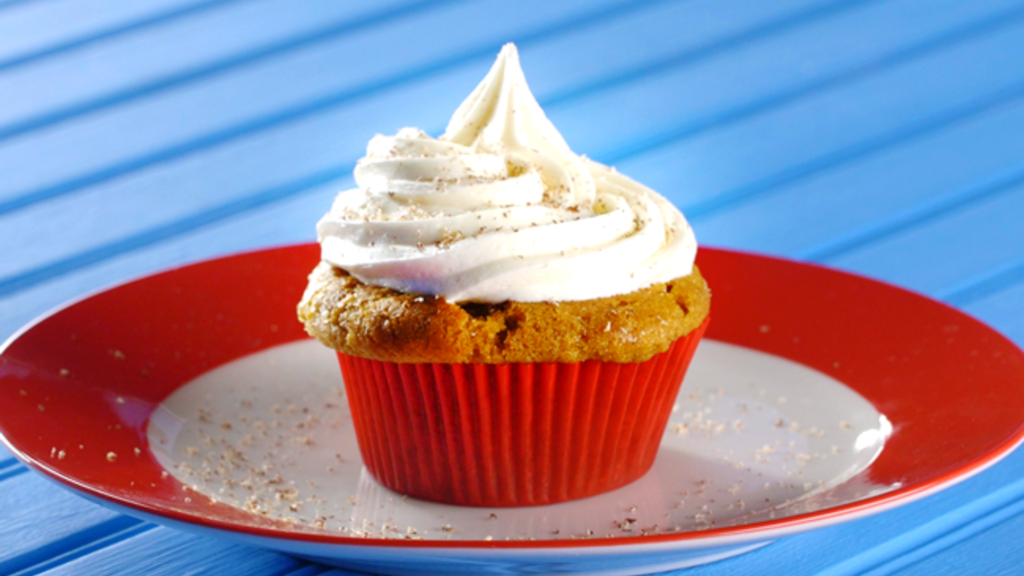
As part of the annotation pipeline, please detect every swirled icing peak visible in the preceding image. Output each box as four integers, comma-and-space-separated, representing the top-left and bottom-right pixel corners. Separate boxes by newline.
317, 43, 697, 303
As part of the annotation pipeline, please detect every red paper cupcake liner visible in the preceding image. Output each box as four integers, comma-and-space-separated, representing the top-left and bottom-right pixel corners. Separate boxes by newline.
336, 318, 709, 507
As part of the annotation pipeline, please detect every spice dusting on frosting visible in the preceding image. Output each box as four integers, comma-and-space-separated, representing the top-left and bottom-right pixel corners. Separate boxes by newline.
316, 43, 697, 303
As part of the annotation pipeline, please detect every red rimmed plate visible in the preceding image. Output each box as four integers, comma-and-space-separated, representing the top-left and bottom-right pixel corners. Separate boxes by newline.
1, 245, 1023, 575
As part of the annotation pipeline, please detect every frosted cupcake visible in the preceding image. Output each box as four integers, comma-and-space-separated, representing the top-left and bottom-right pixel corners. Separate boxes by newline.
299, 43, 709, 506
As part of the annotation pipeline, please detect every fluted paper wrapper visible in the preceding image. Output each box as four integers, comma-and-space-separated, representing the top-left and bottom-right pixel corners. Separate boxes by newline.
336, 319, 708, 507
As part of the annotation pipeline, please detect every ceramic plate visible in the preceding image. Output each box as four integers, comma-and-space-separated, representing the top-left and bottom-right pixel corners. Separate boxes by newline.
2, 245, 1023, 576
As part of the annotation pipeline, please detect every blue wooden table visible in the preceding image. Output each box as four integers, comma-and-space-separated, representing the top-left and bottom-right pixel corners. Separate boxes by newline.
2, 0, 1024, 574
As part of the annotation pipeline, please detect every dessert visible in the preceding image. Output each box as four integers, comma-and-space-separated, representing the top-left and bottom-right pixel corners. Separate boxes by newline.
298, 43, 709, 506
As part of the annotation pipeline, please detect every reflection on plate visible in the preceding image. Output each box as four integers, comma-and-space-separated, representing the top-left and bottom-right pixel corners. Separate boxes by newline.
148, 339, 890, 541
2, 245, 1023, 576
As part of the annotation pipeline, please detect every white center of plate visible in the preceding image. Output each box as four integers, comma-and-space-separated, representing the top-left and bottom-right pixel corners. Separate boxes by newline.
146, 339, 894, 541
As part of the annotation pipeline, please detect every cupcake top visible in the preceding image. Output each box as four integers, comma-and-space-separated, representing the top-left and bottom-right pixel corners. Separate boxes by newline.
317, 43, 697, 304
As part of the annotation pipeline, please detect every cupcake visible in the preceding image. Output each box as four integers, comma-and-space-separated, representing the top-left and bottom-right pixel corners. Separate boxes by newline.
298, 43, 709, 507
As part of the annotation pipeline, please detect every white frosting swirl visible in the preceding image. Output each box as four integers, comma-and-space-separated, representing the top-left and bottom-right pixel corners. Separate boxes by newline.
317, 43, 697, 303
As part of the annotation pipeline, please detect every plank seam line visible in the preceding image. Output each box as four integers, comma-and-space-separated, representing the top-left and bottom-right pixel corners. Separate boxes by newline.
812, 475, 1024, 576
6, 43, 1024, 297
0, 0, 471, 143
0, 0, 847, 217
940, 253, 1024, 307
682, 79, 1024, 221
600, 1, 1024, 166
0, 464, 28, 482
0, 456, 21, 470
861, 495, 1024, 575
6, 518, 152, 576
798, 164, 1024, 262
0, 0, 252, 73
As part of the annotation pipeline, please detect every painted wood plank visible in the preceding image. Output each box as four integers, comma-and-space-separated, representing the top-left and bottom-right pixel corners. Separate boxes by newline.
6, 522, 156, 576
0, 69, 457, 292
898, 522, 1024, 576
0, 179, 339, 340
965, 285, 1024, 346
0, 460, 21, 482
0, 472, 141, 575
507, 0, 838, 96
693, 88, 1024, 262
0, 0, 1011, 217
0, 0, 841, 282
0, 0, 214, 66
551, 0, 1024, 166
878, 493, 1024, 575
605, 11, 1024, 215
1, 0, 1017, 289
0, 0, 775, 208
946, 256, 1024, 309
664, 449, 1024, 575
825, 178, 1024, 298
0, 0, 420, 138
37, 526, 306, 576
2, 0, 999, 219
0, 0, 648, 203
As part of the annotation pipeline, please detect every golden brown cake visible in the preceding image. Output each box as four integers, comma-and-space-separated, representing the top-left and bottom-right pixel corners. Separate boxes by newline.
299, 261, 709, 364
